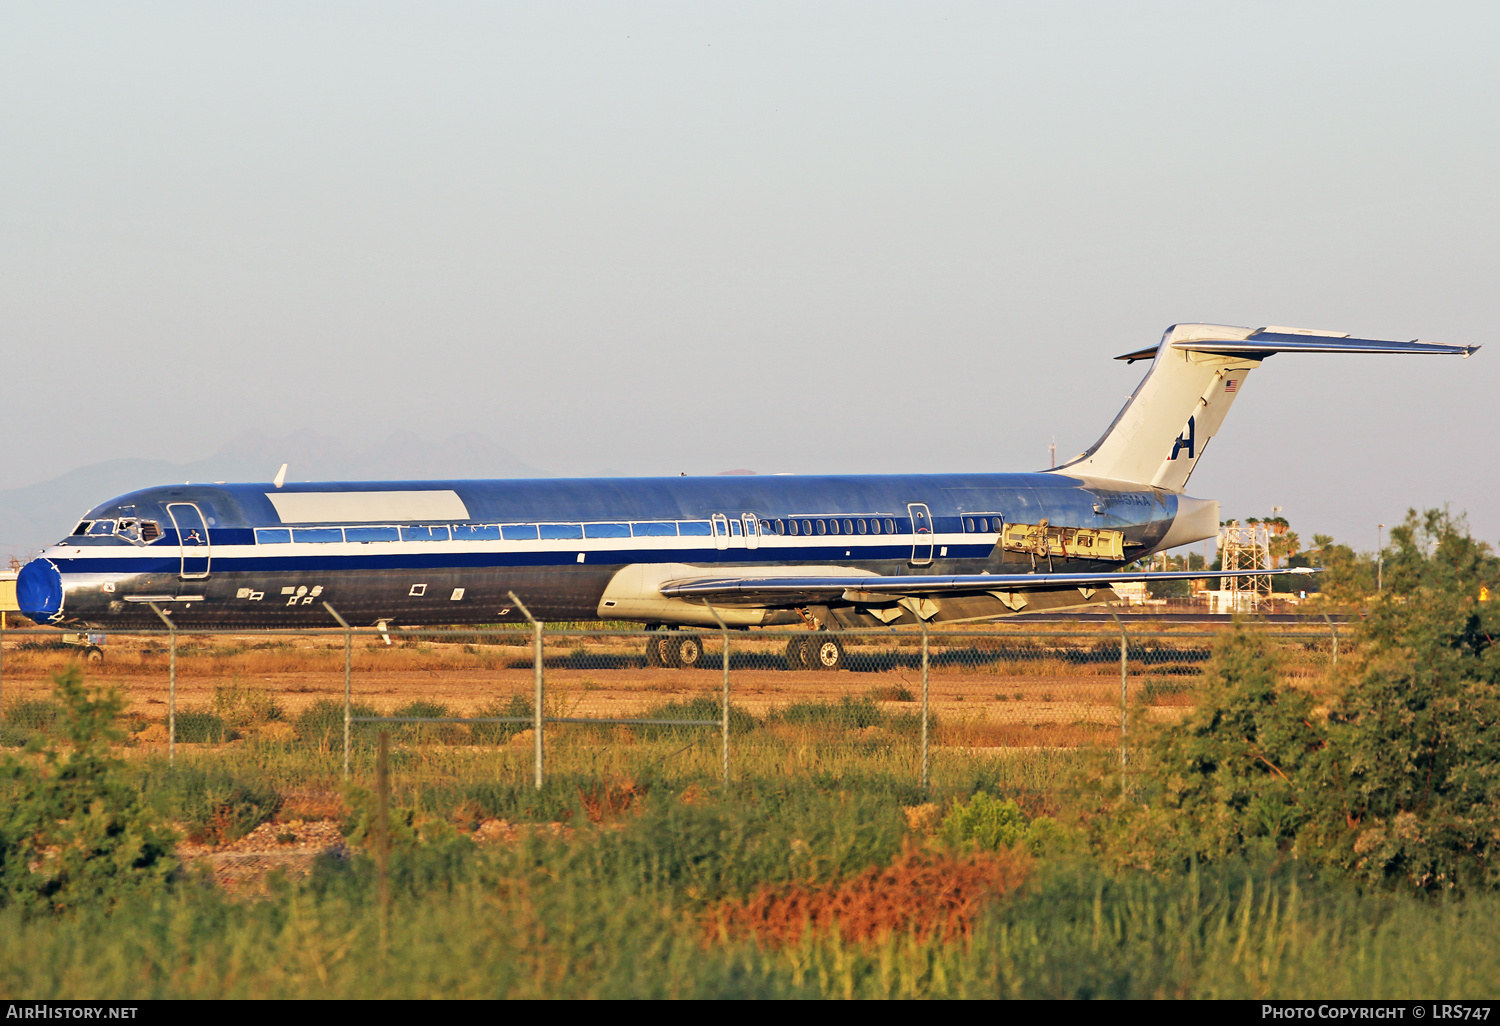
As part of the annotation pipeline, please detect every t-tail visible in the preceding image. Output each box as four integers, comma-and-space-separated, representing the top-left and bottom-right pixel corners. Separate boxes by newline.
1052, 323, 1478, 491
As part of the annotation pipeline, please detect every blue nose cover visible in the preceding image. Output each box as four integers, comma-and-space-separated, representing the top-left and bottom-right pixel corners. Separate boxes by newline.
17, 559, 64, 622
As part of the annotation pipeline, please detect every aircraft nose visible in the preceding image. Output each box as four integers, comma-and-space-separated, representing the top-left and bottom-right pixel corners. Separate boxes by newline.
16, 558, 64, 622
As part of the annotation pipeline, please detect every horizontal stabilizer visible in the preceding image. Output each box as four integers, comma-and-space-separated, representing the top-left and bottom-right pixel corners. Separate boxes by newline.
1061, 322, 1479, 491
1116, 328, 1478, 363
660, 567, 1317, 607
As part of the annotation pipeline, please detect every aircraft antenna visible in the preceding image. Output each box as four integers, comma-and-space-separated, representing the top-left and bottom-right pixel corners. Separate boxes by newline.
273, 464, 288, 489
1049, 440, 1056, 469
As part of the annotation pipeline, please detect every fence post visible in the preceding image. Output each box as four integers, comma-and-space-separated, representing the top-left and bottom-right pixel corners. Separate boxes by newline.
1109, 610, 1128, 800
920, 618, 930, 792
702, 602, 731, 787
508, 592, 544, 790
148, 603, 177, 765
323, 603, 353, 779
376, 730, 391, 958
1, 613, 5, 729
1322, 613, 1339, 670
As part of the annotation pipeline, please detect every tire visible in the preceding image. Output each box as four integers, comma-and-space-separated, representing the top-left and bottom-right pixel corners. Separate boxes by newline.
676, 634, 705, 669
785, 638, 808, 670
83, 645, 104, 665
659, 634, 683, 668
808, 635, 845, 671
644, 633, 665, 667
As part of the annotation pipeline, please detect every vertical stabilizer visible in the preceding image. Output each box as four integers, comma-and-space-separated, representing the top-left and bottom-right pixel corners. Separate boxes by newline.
1052, 323, 1477, 491
1055, 324, 1260, 490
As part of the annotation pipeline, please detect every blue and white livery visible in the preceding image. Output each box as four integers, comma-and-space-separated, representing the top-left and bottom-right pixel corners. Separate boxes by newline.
17, 323, 1475, 661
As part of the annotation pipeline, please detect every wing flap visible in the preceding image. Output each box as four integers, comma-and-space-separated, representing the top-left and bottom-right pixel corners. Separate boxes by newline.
659, 568, 1318, 606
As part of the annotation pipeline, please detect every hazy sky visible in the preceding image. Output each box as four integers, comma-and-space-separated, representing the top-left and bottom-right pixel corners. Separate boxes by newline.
4, 2, 1497, 550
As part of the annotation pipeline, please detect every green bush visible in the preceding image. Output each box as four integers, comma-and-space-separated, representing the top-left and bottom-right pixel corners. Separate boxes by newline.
635, 696, 756, 739
939, 791, 1037, 851
1, 700, 64, 747
173, 710, 235, 743
1320, 509, 1500, 890
1089, 509, 1500, 892
0, 668, 177, 915
771, 696, 883, 730
294, 699, 382, 747
138, 764, 281, 845
470, 695, 533, 744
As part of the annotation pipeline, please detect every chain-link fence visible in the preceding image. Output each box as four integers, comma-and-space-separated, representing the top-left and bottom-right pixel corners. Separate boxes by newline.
0, 612, 1346, 795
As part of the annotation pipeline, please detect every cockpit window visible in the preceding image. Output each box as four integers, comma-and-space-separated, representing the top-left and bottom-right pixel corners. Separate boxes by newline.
86, 520, 116, 537
72, 521, 92, 536
116, 519, 162, 543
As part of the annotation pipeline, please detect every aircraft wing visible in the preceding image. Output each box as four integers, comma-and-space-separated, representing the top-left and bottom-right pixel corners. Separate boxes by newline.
659, 568, 1318, 607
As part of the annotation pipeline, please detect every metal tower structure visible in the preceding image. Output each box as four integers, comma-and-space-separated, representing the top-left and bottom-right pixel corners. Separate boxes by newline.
1216, 521, 1273, 610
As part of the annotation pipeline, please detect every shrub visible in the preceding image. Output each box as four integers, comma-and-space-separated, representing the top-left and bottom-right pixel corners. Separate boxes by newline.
1321, 509, 1500, 890
0, 668, 177, 914
940, 792, 1029, 851
772, 696, 883, 730
173, 710, 235, 744
211, 682, 283, 730
294, 699, 382, 747
470, 695, 533, 744
140, 765, 282, 845
635, 697, 756, 739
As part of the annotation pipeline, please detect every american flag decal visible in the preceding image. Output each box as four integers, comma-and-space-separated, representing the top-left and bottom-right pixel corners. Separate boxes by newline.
1225, 379, 1239, 393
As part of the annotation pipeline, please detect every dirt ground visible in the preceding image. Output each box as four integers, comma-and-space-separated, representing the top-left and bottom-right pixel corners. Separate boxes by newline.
2, 631, 1198, 736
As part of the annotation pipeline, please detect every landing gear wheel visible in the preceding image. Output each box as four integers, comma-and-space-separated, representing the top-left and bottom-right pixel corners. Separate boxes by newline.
808, 635, 845, 671
644, 632, 666, 667
785, 638, 808, 670
676, 634, 705, 669
659, 635, 684, 668
83, 645, 104, 665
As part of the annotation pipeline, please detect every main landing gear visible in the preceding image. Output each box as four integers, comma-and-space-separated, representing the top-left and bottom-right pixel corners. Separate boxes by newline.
643, 629, 706, 670
785, 634, 846, 671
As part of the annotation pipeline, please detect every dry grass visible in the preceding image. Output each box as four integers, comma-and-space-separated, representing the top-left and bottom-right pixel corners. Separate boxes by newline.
704, 842, 1031, 948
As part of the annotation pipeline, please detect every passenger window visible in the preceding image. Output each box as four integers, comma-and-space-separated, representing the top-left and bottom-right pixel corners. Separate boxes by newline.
775, 519, 786, 535
401, 525, 451, 542
632, 522, 678, 537
801, 520, 812, 535
584, 523, 630, 538
857, 519, 867, 534
255, 528, 291, 544
816, 520, 827, 535
788, 520, 799, 536
964, 518, 974, 532
294, 528, 344, 543
979, 518, 989, 533
885, 518, 897, 534
346, 526, 400, 543
869, 519, 881, 535
679, 521, 712, 537
729, 520, 742, 537
843, 519, 853, 534
451, 525, 501, 541
537, 523, 584, 540
502, 524, 539, 541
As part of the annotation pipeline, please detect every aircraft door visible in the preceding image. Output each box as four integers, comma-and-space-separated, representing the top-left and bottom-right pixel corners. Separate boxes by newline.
711, 514, 730, 551
742, 514, 760, 550
907, 503, 934, 566
167, 503, 211, 579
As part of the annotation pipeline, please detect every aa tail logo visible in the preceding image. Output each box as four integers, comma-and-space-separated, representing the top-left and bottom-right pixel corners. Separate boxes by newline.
1169, 416, 1196, 461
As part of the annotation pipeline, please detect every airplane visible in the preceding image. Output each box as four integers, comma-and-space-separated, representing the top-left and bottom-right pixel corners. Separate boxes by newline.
15, 322, 1477, 669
